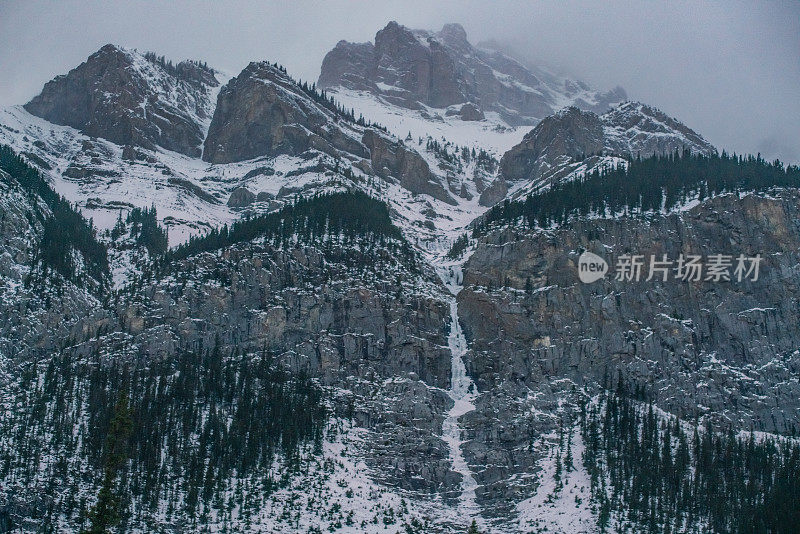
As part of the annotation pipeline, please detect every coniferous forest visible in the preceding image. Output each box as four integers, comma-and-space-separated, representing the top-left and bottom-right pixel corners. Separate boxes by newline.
167, 190, 413, 265
0, 342, 327, 532
478, 150, 800, 233
579, 388, 800, 533
0, 144, 109, 288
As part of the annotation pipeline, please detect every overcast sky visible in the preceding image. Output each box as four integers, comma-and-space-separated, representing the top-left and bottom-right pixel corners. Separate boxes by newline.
1, 0, 797, 163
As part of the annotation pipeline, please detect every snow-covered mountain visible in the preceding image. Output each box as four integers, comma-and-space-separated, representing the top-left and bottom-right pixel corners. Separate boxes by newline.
0, 34, 716, 250
0, 46, 487, 247
2, 25, 799, 534
488, 102, 717, 204
319, 22, 626, 127
25, 44, 220, 157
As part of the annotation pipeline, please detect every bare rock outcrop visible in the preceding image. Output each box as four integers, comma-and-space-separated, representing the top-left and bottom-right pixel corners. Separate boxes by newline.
362, 129, 456, 204
24, 44, 219, 157
226, 186, 255, 207
203, 62, 367, 164
319, 22, 626, 125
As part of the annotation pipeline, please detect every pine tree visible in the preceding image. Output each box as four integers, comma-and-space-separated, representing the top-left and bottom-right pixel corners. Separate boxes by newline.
84, 391, 133, 533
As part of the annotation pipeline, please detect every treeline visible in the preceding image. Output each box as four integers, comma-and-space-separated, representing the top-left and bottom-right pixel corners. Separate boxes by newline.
580, 388, 800, 533
167, 191, 409, 263
295, 79, 388, 132
143, 51, 212, 77
0, 342, 327, 531
0, 145, 108, 288
478, 150, 800, 233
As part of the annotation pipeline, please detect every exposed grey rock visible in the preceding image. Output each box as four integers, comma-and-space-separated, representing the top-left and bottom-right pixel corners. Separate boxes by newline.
478, 177, 508, 207
0, 170, 110, 364
452, 191, 800, 512
167, 176, 219, 204
319, 22, 626, 125
203, 62, 368, 163
463, 190, 800, 431
106, 241, 458, 495
457, 102, 485, 121
226, 186, 255, 207
24, 44, 219, 157
318, 40, 378, 92
243, 166, 275, 179
362, 128, 456, 205
121, 144, 157, 163
486, 101, 718, 206
4, 31, 797, 532
499, 107, 605, 184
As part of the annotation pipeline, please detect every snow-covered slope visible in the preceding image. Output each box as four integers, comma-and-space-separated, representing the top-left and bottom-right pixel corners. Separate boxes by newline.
326, 86, 527, 156
0, 46, 494, 250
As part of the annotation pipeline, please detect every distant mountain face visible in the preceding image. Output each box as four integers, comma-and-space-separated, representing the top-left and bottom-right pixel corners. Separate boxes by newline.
8, 35, 721, 236
319, 21, 627, 125
3, 37, 722, 250
24, 44, 220, 157
3, 44, 474, 245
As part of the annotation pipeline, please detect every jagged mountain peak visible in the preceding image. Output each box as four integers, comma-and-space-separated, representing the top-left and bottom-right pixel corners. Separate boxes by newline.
201, 58, 459, 203
24, 44, 221, 157
202, 59, 370, 164
601, 100, 717, 157
319, 21, 626, 127
439, 22, 468, 42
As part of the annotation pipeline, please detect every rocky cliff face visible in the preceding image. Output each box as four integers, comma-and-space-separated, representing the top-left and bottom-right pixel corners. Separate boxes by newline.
489, 101, 717, 205
498, 107, 605, 185
456, 190, 800, 510
24, 45, 219, 157
116, 241, 459, 493
201, 61, 461, 203
361, 129, 455, 204
203, 62, 367, 163
0, 169, 110, 364
319, 22, 626, 125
